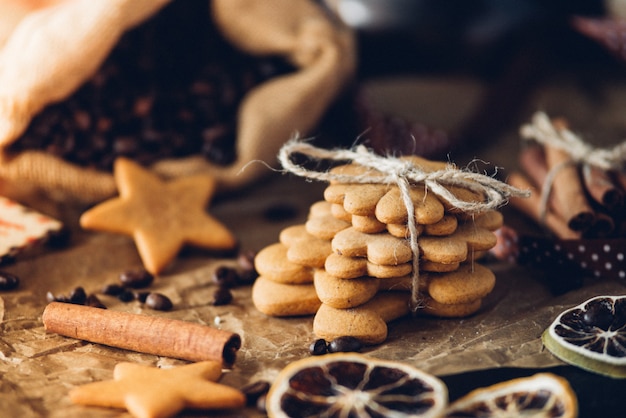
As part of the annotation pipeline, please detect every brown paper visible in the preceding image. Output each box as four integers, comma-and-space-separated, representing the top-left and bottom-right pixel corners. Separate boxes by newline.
1, 172, 623, 417
0, 0, 355, 202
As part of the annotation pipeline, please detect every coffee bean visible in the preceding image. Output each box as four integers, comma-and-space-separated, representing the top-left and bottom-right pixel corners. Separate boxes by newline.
0, 271, 19, 291
144, 292, 173, 311
102, 283, 125, 296
309, 338, 329, 356
47, 292, 69, 303
236, 250, 258, 285
117, 289, 136, 302
212, 266, 239, 288
134, 291, 150, 303
327, 336, 363, 353
69, 287, 87, 304
86, 294, 107, 309
241, 380, 270, 406
212, 287, 233, 306
119, 269, 154, 289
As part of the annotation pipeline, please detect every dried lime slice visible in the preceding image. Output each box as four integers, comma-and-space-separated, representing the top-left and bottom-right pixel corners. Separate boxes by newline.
443, 373, 578, 418
542, 295, 626, 378
266, 352, 448, 418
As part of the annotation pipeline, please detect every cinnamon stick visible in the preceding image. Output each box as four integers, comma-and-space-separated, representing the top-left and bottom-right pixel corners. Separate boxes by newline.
508, 172, 581, 240
542, 142, 595, 232
42, 302, 241, 366
582, 164, 624, 213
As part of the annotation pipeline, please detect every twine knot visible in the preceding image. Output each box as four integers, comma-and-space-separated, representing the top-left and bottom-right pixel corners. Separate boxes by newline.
278, 139, 529, 312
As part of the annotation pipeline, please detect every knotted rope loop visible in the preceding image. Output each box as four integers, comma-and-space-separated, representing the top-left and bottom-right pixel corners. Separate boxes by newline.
278, 139, 529, 312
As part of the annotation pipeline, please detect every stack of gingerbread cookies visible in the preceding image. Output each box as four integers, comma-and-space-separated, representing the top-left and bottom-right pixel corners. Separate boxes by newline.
252, 156, 503, 344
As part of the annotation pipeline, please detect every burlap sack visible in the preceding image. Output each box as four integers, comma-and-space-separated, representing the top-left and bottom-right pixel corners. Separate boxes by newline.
0, 0, 355, 203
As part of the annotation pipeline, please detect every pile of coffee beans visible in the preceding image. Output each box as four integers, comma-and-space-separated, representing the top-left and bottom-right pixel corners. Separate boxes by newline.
8, 1, 292, 171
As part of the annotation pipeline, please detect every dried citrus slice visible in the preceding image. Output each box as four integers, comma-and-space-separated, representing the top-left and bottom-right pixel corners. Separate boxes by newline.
542, 295, 626, 378
266, 352, 447, 418
443, 373, 577, 418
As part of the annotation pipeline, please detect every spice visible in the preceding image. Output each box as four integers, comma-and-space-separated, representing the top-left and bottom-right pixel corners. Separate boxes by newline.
43, 302, 241, 365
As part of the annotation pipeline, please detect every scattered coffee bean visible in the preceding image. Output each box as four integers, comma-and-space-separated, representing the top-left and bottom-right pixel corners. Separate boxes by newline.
241, 380, 270, 406
327, 336, 363, 353
212, 286, 233, 306
46, 291, 69, 303
134, 291, 150, 303
144, 292, 173, 311
119, 268, 154, 288
86, 294, 107, 309
69, 287, 87, 305
102, 283, 125, 296
212, 266, 239, 288
236, 250, 259, 285
117, 289, 136, 302
309, 338, 329, 356
0, 271, 19, 291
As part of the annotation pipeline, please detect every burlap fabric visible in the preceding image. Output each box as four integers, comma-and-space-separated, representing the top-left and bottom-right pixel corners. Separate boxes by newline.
0, 0, 355, 202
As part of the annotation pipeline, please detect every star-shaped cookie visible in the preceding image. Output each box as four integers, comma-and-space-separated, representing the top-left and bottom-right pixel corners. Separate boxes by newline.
69, 361, 245, 418
80, 158, 237, 274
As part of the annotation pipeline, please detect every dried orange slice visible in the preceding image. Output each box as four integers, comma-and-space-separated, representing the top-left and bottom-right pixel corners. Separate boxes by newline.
266, 352, 447, 418
542, 295, 626, 378
443, 373, 577, 418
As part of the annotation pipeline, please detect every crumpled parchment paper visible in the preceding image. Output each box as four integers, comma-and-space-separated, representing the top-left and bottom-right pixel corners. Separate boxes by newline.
1, 170, 624, 418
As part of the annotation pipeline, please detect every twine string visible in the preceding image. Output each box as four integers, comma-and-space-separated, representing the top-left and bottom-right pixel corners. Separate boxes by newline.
520, 111, 626, 223
278, 139, 529, 312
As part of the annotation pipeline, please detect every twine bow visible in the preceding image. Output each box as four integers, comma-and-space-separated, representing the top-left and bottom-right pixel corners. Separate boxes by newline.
520, 111, 626, 222
278, 139, 530, 312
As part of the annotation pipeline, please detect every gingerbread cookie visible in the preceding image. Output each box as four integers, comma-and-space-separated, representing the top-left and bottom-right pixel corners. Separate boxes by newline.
324, 183, 390, 216
418, 221, 497, 264
313, 269, 380, 309
325, 253, 413, 279
279, 224, 332, 269
79, 158, 236, 274
254, 242, 314, 284
252, 276, 321, 316
305, 201, 350, 240
69, 361, 245, 418
426, 263, 495, 305
375, 186, 446, 226
420, 296, 483, 318
385, 215, 457, 239
313, 291, 411, 345
332, 227, 413, 265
